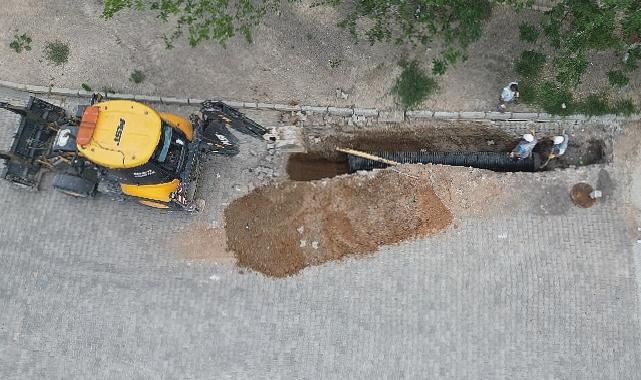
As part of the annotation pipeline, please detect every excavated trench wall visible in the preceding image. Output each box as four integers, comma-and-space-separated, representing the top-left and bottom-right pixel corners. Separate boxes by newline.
286, 118, 615, 180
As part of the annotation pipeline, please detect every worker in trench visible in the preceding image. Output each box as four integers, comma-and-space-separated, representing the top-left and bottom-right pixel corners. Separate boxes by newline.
549, 134, 569, 159
510, 133, 537, 160
539, 133, 569, 168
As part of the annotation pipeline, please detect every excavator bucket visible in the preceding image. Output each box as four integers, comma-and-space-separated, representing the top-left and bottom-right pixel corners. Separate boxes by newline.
198, 101, 272, 157
0, 97, 68, 187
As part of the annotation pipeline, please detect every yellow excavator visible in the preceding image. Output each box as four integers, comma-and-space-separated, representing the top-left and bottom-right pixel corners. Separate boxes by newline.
0, 95, 271, 210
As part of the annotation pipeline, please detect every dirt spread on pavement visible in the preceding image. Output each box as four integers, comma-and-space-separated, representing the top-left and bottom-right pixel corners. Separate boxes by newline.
173, 225, 236, 264
224, 169, 453, 277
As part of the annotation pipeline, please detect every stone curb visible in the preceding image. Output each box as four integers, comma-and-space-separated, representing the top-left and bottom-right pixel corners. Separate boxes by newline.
2, 81, 640, 123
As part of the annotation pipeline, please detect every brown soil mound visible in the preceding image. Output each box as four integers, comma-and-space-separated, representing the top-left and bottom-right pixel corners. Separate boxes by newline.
224, 169, 453, 277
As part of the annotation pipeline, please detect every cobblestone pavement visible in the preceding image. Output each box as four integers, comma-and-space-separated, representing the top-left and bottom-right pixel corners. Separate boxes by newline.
1, 90, 640, 379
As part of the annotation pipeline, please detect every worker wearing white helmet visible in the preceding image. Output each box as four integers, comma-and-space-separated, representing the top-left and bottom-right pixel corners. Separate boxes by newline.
550, 134, 569, 158
510, 133, 537, 160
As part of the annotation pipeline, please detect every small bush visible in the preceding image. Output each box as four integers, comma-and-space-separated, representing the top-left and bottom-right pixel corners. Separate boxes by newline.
81, 83, 92, 92
44, 41, 70, 65
129, 70, 145, 84
9, 33, 32, 53
538, 81, 574, 115
612, 99, 637, 116
432, 59, 447, 75
607, 70, 629, 87
577, 94, 611, 116
515, 50, 546, 78
519, 23, 539, 43
392, 60, 438, 110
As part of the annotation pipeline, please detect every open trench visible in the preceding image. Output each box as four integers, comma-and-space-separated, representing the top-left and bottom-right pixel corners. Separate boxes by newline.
224, 122, 612, 277
287, 125, 608, 181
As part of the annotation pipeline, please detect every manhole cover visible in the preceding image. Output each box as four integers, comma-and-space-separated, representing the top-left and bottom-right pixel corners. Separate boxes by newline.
570, 182, 596, 208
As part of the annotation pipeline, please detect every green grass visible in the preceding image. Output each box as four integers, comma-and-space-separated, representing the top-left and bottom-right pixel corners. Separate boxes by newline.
576, 94, 611, 116
515, 50, 546, 78
537, 81, 574, 115
392, 60, 438, 110
519, 23, 539, 43
607, 70, 629, 87
517, 80, 538, 104
129, 70, 145, 84
44, 41, 70, 65
611, 99, 637, 116
9, 33, 32, 53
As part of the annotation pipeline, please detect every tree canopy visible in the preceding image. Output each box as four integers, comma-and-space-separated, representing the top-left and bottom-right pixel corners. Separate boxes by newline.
102, 0, 279, 47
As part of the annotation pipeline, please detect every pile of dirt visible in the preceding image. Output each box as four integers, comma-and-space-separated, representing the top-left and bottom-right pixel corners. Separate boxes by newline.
224, 169, 453, 277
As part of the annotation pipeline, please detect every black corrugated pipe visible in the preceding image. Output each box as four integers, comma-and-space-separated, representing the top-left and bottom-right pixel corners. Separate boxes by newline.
347, 151, 541, 172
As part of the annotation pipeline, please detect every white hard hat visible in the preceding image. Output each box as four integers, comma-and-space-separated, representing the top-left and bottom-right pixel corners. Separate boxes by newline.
553, 135, 564, 144
523, 133, 534, 142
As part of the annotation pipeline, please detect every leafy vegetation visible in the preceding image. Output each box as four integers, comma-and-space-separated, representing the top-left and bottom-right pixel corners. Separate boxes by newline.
129, 69, 146, 83
103, 0, 276, 47
391, 60, 438, 110
9, 33, 32, 53
515, 50, 546, 78
81, 83, 92, 92
607, 70, 630, 87
44, 41, 70, 65
513, 1, 641, 115
518, 22, 539, 43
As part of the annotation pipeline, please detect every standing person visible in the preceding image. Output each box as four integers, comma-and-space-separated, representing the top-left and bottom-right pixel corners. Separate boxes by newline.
497, 82, 519, 112
510, 133, 537, 160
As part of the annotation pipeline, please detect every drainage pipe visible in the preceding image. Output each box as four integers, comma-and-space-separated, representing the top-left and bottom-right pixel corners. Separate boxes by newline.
347, 151, 541, 172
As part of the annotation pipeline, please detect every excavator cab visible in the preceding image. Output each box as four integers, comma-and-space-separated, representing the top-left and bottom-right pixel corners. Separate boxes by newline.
0, 96, 271, 210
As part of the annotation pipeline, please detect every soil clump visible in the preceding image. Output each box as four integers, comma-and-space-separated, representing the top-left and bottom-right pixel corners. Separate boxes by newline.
224, 169, 453, 277
571, 182, 597, 208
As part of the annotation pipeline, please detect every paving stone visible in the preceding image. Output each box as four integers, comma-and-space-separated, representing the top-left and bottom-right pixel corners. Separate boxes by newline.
486, 111, 512, 120
188, 98, 206, 105
327, 107, 353, 116
0, 80, 27, 90
111, 93, 136, 100
77, 89, 94, 98
433, 111, 459, 119
25, 84, 50, 94
301, 105, 328, 114
378, 110, 404, 122
406, 110, 433, 118
271, 103, 302, 112
222, 100, 244, 108
352, 108, 378, 117
510, 112, 539, 120
161, 96, 189, 105
134, 94, 162, 103
49, 87, 79, 97
256, 102, 275, 110
458, 111, 486, 119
